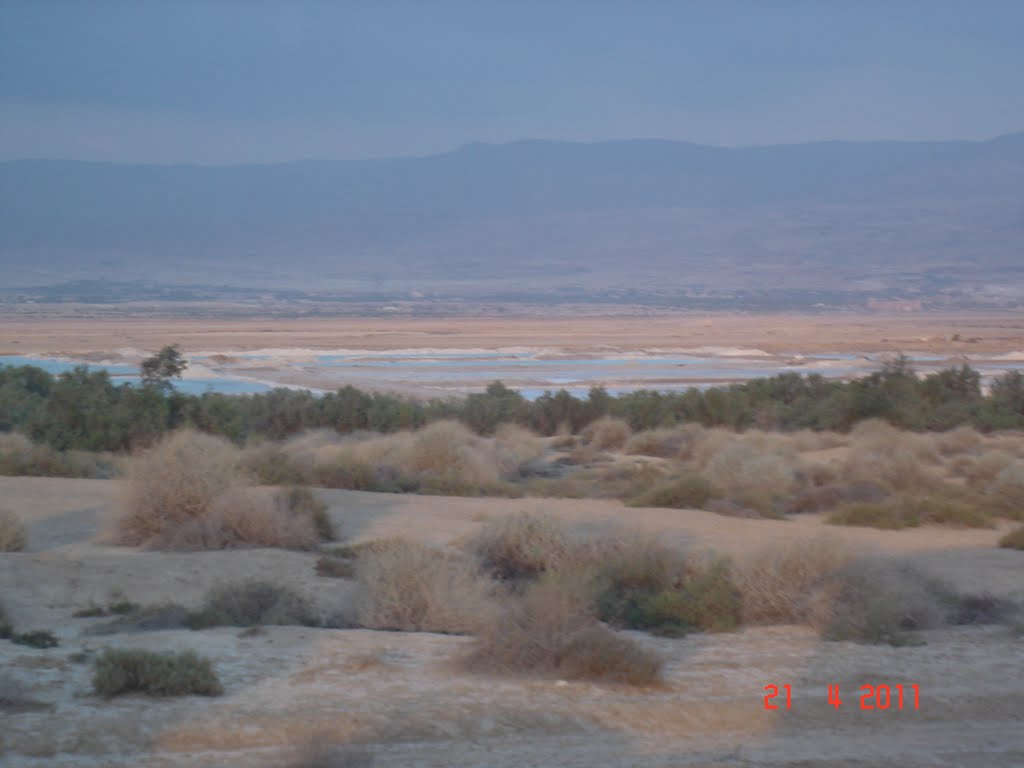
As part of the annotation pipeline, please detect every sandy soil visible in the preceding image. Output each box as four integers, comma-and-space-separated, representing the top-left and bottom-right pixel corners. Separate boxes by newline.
1, 476, 1022, 767
2, 310, 1024, 357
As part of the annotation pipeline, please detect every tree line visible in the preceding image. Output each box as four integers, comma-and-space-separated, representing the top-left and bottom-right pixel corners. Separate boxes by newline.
1, 355, 1024, 452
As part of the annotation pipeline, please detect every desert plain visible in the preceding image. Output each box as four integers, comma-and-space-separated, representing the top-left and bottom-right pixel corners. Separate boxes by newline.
0, 474, 1022, 767
1, 309, 1023, 767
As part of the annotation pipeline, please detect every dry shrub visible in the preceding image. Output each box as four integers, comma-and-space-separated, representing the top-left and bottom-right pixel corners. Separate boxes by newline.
114, 430, 317, 550
735, 539, 853, 624
402, 420, 501, 484
988, 433, 1024, 459
841, 435, 943, 493
555, 625, 663, 685
704, 443, 798, 507
240, 441, 309, 486
783, 482, 888, 514
0, 432, 115, 479
355, 539, 493, 634
580, 416, 633, 451
739, 430, 798, 455
999, 526, 1024, 550
937, 426, 984, 457
685, 427, 735, 467
0, 508, 27, 551
493, 423, 546, 466
624, 428, 687, 458
528, 461, 667, 500
956, 449, 1015, 488
790, 429, 847, 452
465, 564, 662, 685
988, 462, 1024, 520
281, 486, 334, 541
807, 557, 955, 645
467, 511, 570, 581
849, 419, 942, 465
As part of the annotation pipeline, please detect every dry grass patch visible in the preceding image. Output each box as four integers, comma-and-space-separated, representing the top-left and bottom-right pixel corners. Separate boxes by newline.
355, 539, 494, 634
113, 430, 318, 550
0, 508, 27, 551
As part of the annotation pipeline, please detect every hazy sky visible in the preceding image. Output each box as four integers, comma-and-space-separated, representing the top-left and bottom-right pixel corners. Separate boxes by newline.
2, 1, 1023, 163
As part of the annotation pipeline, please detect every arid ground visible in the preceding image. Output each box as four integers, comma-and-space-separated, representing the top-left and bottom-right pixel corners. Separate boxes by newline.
3, 310, 1024, 358
1, 475, 1022, 767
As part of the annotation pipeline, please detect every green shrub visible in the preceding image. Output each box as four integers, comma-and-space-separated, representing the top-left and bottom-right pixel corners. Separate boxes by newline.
999, 526, 1024, 550
591, 540, 741, 635
602, 557, 741, 636
92, 648, 223, 698
829, 492, 993, 529
0, 508, 27, 551
10, 630, 58, 649
187, 581, 319, 629
627, 473, 713, 509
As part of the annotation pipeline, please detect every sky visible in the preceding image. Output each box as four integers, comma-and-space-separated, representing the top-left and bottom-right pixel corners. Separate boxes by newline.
1, 0, 1023, 164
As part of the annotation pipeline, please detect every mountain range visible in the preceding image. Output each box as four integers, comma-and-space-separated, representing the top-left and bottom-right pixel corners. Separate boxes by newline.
2, 134, 1022, 309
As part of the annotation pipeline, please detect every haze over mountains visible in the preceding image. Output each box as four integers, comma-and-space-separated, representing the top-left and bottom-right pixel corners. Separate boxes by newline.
2, 134, 1022, 310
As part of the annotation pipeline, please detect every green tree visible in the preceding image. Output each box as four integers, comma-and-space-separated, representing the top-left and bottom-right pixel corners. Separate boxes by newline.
140, 345, 188, 391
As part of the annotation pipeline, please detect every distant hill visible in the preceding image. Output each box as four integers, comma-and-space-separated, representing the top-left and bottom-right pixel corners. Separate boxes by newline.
1, 135, 1022, 309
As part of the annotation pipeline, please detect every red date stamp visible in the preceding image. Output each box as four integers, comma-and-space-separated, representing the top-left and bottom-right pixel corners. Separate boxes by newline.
764, 684, 919, 710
